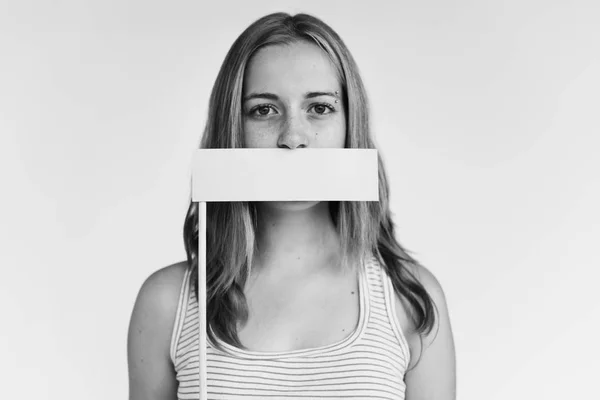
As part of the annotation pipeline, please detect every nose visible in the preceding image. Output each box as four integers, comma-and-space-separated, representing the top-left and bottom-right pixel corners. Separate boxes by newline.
277, 112, 308, 149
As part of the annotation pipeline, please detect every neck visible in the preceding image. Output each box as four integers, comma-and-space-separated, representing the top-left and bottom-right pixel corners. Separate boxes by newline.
252, 201, 342, 275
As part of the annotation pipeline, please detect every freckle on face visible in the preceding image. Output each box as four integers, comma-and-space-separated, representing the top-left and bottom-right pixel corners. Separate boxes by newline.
241, 41, 346, 149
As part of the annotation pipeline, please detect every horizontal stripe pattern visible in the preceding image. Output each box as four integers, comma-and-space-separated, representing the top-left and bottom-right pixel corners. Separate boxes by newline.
170, 255, 409, 399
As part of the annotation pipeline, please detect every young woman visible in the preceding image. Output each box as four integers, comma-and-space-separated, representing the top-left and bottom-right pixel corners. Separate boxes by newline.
128, 12, 456, 400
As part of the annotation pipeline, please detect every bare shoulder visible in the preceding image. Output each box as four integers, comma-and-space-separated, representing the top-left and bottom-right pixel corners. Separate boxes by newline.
392, 262, 456, 399
131, 261, 188, 319
127, 261, 189, 400
392, 262, 452, 359
129, 260, 189, 341
139, 261, 189, 302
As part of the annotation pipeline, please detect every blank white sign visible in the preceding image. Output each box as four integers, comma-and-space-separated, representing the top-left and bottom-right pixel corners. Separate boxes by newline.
192, 149, 379, 202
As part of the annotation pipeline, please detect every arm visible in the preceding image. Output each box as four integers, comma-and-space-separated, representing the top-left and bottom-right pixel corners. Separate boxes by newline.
403, 264, 456, 400
127, 263, 186, 400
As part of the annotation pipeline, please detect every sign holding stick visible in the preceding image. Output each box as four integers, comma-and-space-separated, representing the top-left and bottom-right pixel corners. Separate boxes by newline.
191, 148, 379, 399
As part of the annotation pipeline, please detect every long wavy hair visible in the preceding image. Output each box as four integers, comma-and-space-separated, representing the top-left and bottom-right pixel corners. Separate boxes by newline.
183, 12, 436, 358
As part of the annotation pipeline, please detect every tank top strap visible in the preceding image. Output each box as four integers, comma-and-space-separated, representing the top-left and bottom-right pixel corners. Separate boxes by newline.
361, 254, 411, 371
170, 265, 193, 364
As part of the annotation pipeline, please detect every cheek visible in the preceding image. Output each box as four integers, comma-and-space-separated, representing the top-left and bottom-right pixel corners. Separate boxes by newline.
338, 115, 348, 146
316, 119, 346, 147
243, 123, 278, 148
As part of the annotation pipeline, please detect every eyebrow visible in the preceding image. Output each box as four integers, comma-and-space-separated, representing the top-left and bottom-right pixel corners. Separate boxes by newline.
243, 91, 338, 102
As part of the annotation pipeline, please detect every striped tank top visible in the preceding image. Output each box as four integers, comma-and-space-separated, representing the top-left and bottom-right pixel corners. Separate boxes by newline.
170, 254, 411, 399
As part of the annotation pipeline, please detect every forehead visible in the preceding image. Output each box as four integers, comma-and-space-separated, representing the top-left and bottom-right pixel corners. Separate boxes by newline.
244, 41, 340, 93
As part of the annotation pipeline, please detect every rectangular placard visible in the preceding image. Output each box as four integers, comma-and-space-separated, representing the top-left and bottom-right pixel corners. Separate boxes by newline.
192, 148, 379, 202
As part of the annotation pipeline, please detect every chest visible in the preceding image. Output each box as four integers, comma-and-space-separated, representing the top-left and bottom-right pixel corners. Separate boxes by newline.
237, 269, 361, 352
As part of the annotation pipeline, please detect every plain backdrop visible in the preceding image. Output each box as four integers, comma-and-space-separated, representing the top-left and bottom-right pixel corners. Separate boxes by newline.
1, 0, 599, 399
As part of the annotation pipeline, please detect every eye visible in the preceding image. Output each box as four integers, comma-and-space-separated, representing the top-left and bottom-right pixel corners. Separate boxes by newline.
309, 103, 335, 115
249, 104, 278, 118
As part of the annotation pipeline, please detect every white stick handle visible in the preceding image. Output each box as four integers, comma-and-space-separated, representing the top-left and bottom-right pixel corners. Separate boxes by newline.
198, 201, 207, 400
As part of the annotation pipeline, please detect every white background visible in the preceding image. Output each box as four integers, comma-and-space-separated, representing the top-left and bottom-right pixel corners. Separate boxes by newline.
1, 0, 599, 399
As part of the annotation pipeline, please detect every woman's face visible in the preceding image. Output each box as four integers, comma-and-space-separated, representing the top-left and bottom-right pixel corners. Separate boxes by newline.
242, 41, 346, 150
241, 41, 347, 212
